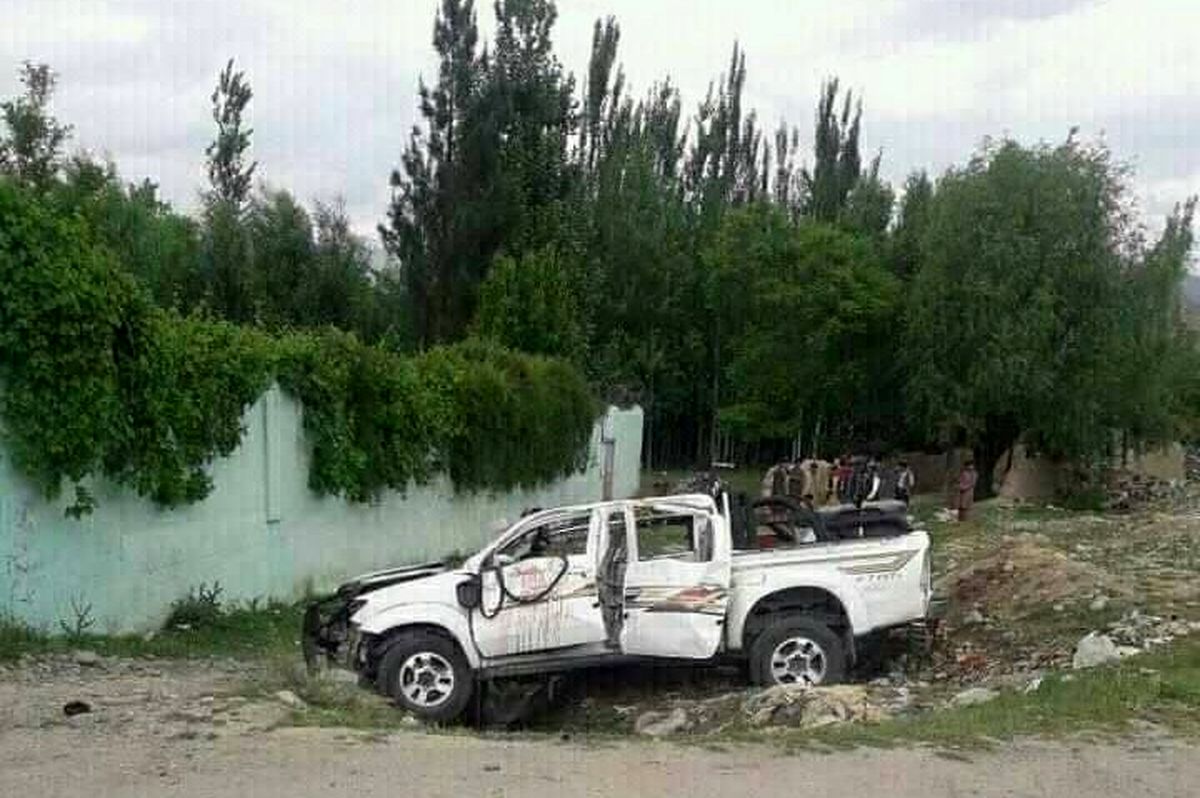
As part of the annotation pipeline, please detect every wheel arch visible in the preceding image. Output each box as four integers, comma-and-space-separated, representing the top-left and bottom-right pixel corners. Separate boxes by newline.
357, 603, 479, 669
736, 584, 863, 661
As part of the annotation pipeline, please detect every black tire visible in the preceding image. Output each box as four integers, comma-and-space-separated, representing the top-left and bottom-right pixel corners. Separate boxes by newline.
747, 616, 846, 687
375, 631, 474, 723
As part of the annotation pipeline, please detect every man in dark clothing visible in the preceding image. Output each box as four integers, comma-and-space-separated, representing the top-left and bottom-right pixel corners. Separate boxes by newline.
895, 460, 915, 505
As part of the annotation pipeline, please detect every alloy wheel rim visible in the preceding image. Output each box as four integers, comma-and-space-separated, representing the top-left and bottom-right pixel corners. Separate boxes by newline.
398, 651, 455, 708
769, 635, 827, 686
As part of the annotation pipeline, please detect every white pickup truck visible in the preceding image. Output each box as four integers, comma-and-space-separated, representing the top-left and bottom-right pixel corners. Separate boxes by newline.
304, 492, 937, 722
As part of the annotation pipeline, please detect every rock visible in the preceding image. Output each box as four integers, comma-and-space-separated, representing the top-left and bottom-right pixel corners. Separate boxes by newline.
323, 668, 360, 686
1053, 603, 1066, 613
274, 690, 307, 709
950, 687, 998, 708
63, 700, 92, 716
1089, 595, 1110, 612
1022, 676, 1044, 694
743, 685, 883, 729
1073, 632, 1121, 669
963, 609, 985, 626
634, 707, 691, 737
73, 650, 101, 667
1002, 560, 1015, 573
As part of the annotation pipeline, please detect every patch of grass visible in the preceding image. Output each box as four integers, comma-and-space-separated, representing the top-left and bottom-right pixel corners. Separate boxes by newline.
0, 614, 54, 661
638, 467, 764, 499
0, 602, 304, 662
755, 640, 1200, 750
241, 656, 417, 731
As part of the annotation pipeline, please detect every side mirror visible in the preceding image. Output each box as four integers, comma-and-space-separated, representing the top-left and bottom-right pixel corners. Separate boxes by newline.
456, 574, 482, 610
494, 552, 515, 568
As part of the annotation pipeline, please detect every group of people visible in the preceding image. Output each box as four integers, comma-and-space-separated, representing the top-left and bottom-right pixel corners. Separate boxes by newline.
830, 455, 916, 506
764, 454, 980, 520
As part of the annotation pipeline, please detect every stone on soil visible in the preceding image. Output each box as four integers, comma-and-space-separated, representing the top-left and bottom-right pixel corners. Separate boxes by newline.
1072, 632, 1121, 669
743, 685, 883, 729
634, 707, 691, 737
274, 690, 307, 709
950, 687, 998, 707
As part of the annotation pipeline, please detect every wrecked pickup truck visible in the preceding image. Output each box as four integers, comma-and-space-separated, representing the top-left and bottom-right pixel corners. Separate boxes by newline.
304, 493, 936, 722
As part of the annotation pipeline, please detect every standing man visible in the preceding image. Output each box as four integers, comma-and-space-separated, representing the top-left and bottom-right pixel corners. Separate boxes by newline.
895, 459, 915, 505
956, 460, 978, 522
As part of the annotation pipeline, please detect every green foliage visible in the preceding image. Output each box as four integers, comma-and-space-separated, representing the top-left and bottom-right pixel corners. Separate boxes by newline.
0, 179, 598, 513
476, 246, 586, 360
277, 328, 445, 501
0, 62, 71, 189
164, 582, 225, 630
205, 59, 256, 210
0, 180, 277, 510
52, 158, 207, 311
416, 339, 598, 491
277, 332, 597, 500
709, 204, 901, 445
905, 136, 1197, 482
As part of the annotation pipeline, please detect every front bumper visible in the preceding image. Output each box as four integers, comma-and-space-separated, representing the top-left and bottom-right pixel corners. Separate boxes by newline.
302, 595, 364, 672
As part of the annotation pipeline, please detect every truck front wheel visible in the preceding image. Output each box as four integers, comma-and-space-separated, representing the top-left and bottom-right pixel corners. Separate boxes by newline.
376, 631, 474, 723
748, 617, 846, 688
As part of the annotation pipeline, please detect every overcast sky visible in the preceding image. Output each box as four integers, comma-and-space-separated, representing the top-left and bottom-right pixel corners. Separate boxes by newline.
4, 0, 1197, 245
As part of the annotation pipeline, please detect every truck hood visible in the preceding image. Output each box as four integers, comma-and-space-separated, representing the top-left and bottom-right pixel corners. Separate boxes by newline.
349, 568, 471, 623
336, 561, 450, 600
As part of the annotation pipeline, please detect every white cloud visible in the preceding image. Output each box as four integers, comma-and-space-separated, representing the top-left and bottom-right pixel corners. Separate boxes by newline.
1, 0, 1195, 240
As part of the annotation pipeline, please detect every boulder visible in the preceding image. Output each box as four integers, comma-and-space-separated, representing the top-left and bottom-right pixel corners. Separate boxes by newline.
1072, 632, 1121, 669
634, 707, 691, 737
743, 685, 883, 729
73, 650, 101, 667
273, 689, 307, 709
950, 687, 998, 707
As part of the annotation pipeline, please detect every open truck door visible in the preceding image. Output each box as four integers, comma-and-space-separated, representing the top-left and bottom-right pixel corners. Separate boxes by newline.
611, 497, 732, 659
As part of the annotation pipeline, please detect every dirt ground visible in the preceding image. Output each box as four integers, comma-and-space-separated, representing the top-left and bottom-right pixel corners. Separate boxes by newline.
1, 654, 1198, 798
4, 493, 1200, 796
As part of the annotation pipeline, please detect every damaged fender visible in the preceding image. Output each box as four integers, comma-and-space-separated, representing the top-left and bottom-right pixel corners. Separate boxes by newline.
356, 602, 482, 669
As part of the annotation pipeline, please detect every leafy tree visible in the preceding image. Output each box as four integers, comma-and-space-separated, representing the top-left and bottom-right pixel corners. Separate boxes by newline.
905, 136, 1134, 486
889, 170, 932, 279
842, 152, 894, 240
0, 62, 72, 190
246, 187, 317, 326
382, 0, 580, 346
205, 59, 256, 210
381, 0, 482, 347
476, 246, 585, 361
52, 156, 206, 309
307, 199, 379, 335
202, 59, 257, 322
801, 78, 861, 223
709, 204, 900, 452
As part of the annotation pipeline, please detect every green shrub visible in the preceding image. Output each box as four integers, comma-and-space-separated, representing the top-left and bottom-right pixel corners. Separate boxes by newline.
163, 582, 225, 630
0, 180, 600, 514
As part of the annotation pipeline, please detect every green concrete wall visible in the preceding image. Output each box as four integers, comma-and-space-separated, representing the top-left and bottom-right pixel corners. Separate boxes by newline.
0, 387, 643, 633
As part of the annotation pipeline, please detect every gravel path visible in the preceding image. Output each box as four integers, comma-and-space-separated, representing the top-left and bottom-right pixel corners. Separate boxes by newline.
1, 655, 1197, 797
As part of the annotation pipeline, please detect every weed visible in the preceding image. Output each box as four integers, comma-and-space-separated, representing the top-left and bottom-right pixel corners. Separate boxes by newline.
164, 582, 224, 631
57, 596, 97, 641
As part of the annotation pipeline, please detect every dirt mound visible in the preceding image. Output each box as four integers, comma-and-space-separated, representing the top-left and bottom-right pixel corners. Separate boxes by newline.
939, 534, 1127, 618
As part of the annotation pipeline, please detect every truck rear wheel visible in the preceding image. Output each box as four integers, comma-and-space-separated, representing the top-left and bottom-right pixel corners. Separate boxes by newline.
376, 631, 473, 723
748, 616, 846, 687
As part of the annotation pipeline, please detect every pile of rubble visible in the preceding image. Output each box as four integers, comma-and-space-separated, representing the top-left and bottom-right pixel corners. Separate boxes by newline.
1186, 446, 1200, 482
630, 682, 917, 737
1072, 610, 1200, 669
939, 533, 1127, 621
1105, 471, 1181, 513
